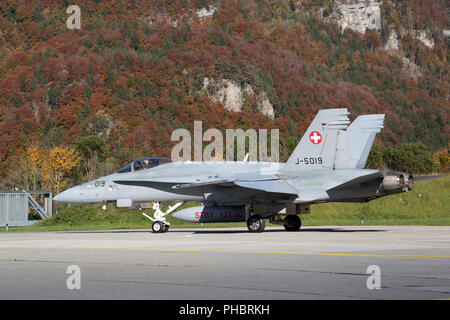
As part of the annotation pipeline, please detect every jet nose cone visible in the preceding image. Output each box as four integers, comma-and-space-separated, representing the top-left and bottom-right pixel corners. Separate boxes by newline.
54, 187, 77, 203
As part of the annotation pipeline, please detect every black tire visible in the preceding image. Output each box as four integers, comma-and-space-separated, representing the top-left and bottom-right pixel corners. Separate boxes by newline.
152, 221, 165, 233
284, 215, 301, 231
163, 224, 169, 233
247, 215, 266, 233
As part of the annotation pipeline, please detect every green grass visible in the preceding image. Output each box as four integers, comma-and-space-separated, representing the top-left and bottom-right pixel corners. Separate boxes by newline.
5, 201, 247, 232
305, 175, 450, 226
3, 176, 449, 232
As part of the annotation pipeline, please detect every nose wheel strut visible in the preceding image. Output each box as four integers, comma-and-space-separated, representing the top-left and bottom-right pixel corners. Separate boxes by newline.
142, 202, 184, 233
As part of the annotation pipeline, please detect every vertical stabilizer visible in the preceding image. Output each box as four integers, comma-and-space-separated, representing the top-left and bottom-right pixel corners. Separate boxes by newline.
346, 114, 385, 169
282, 109, 350, 173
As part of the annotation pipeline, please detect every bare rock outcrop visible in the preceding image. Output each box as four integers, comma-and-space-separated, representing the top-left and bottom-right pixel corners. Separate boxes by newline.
323, 0, 382, 34
202, 78, 274, 119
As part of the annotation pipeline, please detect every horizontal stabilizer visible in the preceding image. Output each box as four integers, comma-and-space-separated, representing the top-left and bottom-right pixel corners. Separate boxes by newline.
327, 170, 383, 191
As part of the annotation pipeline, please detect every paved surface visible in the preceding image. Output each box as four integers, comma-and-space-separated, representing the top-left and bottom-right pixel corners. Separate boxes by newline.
0, 226, 449, 299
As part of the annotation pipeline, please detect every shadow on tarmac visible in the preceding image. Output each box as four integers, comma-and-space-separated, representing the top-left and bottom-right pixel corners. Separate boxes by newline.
61, 227, 387, 234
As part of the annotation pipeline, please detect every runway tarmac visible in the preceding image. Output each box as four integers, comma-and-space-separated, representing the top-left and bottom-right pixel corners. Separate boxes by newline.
0, 226, 449, 299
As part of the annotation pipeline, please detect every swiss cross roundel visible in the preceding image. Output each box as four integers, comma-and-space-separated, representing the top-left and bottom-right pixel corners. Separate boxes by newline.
309, 131, 322, 144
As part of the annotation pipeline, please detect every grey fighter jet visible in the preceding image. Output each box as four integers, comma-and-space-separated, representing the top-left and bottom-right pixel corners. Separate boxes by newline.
54, 109, 424, 233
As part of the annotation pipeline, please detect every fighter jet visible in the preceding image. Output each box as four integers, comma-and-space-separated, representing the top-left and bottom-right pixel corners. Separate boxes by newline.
55, 109, 421, 233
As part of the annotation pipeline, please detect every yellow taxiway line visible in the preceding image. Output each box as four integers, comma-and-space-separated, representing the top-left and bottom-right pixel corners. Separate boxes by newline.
0, 245, 449, 261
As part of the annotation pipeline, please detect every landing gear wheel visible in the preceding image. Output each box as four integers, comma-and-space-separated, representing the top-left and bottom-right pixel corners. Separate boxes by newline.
284, 215, 301, 231
142, 202, 184, 234
247, 215, 266, 233
152, 221, 165, 233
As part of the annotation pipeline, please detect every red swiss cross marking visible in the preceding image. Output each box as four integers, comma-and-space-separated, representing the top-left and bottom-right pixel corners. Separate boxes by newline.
309, 131, 322, 144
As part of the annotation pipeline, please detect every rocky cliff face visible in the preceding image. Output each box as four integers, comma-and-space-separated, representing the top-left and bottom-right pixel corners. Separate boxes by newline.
330, 0, 382, 34
202, 78, 275, 119
321, 0, 445, 82
384, 30, 399, 51
323, 1, 438, 49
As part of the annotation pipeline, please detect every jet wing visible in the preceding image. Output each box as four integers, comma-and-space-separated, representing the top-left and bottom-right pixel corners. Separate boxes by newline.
165, 176, 299, 194
173, 178, 299, 195
234, 179, 298, 195
114, 175, 299, 195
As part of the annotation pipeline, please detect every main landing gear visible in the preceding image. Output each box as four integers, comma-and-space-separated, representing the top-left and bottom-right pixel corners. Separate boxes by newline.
247, 215, 302, 232
283, 215, 302, 231
247, 215, 266, 233
141, 202, 184, 233
267, 214, 302, 232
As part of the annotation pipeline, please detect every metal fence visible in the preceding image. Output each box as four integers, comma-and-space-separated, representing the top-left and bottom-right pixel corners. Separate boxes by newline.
0, 191, 52, 227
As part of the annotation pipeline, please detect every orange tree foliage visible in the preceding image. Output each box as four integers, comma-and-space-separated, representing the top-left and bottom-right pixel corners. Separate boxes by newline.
40, 147, 81, 194
26, 146, 41, 190
434, 149, 449, 173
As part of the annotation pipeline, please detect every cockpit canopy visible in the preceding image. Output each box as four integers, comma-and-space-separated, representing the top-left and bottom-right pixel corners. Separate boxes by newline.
116, 157, 172, 173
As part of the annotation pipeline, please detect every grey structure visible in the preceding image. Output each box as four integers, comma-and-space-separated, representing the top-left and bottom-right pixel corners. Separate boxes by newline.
0, 191, 52, 227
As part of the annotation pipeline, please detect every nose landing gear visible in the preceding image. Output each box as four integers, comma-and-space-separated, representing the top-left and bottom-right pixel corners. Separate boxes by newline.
151, 220, 169, 233
141, 202, 184, 233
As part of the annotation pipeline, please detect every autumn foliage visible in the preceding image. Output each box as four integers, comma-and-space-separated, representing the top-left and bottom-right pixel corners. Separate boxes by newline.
39, 147, 81, 194
0, 0, 448, 190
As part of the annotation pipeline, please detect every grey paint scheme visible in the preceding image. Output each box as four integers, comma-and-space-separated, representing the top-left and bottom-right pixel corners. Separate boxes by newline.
54, 109, 412, 216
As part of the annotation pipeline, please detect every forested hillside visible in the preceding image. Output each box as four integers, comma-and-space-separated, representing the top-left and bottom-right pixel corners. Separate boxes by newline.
0, 0, 448, 190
